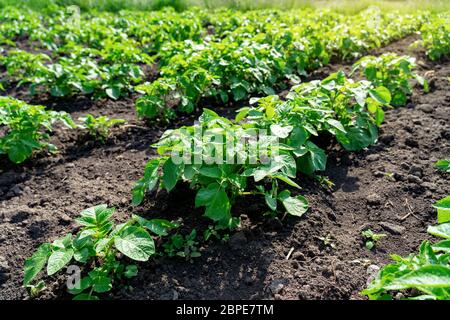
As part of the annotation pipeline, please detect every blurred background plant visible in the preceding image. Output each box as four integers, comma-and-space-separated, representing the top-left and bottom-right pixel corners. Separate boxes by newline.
1, 0, 449, 13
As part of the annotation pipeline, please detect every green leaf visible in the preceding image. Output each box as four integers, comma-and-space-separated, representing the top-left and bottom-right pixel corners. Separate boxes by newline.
433, 196, 450, 224
235, 107, 249, 122
369, 86, 391, 105
281, 195, 309, 217
73, 247, 91, 263
195, 183, 231, 222
68, 276, 92, 295
375, 106, 385, 126
132, 159, 160, 206
435, 159, 450, 172
24, 243, 52, 286
8, 138, 36, 163
124, 265, 138, 278
47, 249, 74, 276
232, 86, 246, 100
270, 124, 293, 139
199, 166, 222, 178
326, 119, 346, 133
265, 194, 277, 211
133, 215, 178, 236
272, 174, 301, 189
162, 158, 180, 192
105, 86, 120, 100
432, 240, 450, 253
114, 226, 155, 261
296, 141, 327, 175
91, 275, 112, 293
427, 223, 450, 240
383, 265, 450, 290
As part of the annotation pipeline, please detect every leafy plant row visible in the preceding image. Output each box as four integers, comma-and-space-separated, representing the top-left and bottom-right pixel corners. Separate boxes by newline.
135, 8, 429, 120
132, 53, 426, 228
0, 96, 124, 163
414, 12, 450, 61
0, 6, 436, 104
20, 52, 429, 300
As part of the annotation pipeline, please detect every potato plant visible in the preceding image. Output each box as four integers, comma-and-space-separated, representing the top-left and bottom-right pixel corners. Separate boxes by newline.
24, 205, 178, 300
416, 13, 450, 61
0, 97, 76, 163
78, 114, 126, 143
132, 71, 391, 227
351, 53, 428, 106
362, 222, 450, 300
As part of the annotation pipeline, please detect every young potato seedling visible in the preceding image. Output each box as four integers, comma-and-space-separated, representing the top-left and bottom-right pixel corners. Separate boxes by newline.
163, 229, 201, 261
362, 229, 386, 250
78, 114, 126, 142
0, 97, 76, 163
23, 204, 178, 300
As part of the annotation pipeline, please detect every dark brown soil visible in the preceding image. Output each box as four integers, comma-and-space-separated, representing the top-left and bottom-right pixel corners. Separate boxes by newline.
0, 35, 449, 300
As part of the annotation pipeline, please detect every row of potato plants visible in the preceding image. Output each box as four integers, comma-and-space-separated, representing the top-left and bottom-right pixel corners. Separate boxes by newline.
0, 6, 431, 106
414, 12, 450, 61
135, 8, 428, 119
20, 52, 430, 299
132, 52, 426, 227
0, 96, 124, 163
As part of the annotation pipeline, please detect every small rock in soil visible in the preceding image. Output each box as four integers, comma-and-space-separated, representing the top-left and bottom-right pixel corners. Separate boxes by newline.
268, 279, 287, 295
366, 265, 380, 286
379, 222, 405, 235
59, 213, 72, 225
11, 185, 22, 196
366, 194, 382, 206
408, 165, 423, 178
0, 256, 10, 285
395, 292, 405, 300
372, 170, 384, 178
292, 251, 306, 261
366, 154, 380, 162
421, 182, 437, 192
400, 162, 411, 170
244, 276, 254, 285
229, 231, 247, 250
417, 104, 433, 113
407, 174, 422, 184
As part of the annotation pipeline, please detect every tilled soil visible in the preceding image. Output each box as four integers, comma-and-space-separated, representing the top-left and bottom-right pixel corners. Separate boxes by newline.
0, 35, 449, 300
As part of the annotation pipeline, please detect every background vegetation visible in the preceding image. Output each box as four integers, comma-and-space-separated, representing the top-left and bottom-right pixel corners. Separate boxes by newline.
1, 0, 449, 13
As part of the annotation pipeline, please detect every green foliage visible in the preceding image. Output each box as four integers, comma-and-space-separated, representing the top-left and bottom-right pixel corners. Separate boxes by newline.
352, 53, 428, 106
0, 5, 433, 113
433, 196, 450, 224
78, 114, 126, 142
163, 229, 201, 261
0, 96, 75, 163
416, 13, 450, 61
132, 71, 393, 227
203, 224, 230, 242
134, 8, 427, 120
362, 222, 450, 300
361, 229, 386, 250
435, 159, 450, 173
23, 204, 178, 300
